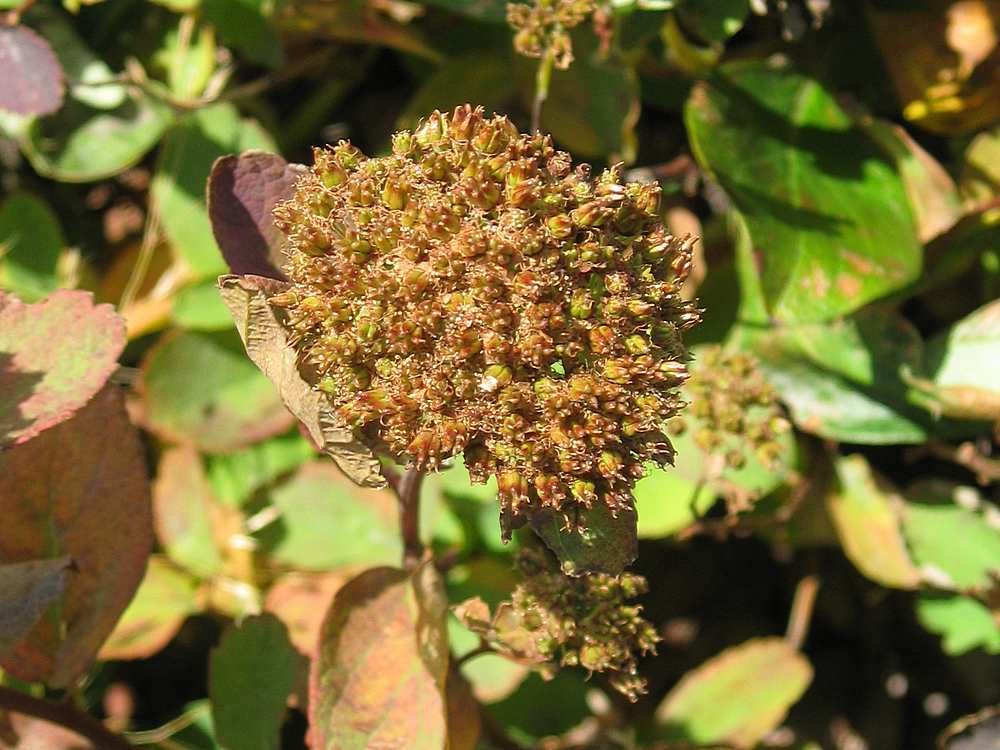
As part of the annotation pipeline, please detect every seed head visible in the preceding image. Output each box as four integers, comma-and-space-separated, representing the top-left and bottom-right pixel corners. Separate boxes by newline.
507, 0, 596, 69
273, 105, 700, 534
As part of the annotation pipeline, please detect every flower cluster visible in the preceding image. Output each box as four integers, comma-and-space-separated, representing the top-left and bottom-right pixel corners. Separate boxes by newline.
454, 546, 659, 700
271, 105, 700, 533
507, 0, 596, 69
669, 346, 789, 472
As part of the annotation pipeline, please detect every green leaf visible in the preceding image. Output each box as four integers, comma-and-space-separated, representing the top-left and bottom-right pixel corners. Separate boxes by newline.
140, 328, 293, 454
633, 465, 715, 539
828, 455, 921, 589
153, 103, 277, 277
0, 557, 71, 661
686, 60, 921, 322
0, 384, 152, 687
209, 614, 300, 750
202, 0, 282, 67
205, 430, 315, 506
397, 53, 517, 132
922, 299, 1000, 421
100, 555, 202, 661
309, 563, 450, 750
0, 290, 125, 448
745, 309, 939, 444
153, 446, 224, 579
418, 0, 509, 23
901, 481, 1000, 589
915, 593, 1000, 655
531, 503, 637, 576
257, 461, 400, 570
676, 0, 750, 44
172, 278, 237, 330
654, 637, 813, 749
1, 92, 173, 183
0, 192, 64, 302
543, 32, 640, 162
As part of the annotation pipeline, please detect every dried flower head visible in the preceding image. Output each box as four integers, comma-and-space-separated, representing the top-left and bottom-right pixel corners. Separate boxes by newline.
670, 346, 790, 473
455, 545, 659, 701
507, 0, 596, 69
272, 105, 700, 534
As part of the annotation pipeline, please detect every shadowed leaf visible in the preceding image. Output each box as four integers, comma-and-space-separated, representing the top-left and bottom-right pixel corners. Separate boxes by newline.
531, 503, 637, 576
100, 555, 201, 661
828, 455, 921, 590
309, 563, 450, 750
218, 274, 383, 487
0, 557, 71, 661
139, 327, 293, 454
0, 384, 152, 687
686, 60, 921, 322
0, 191, 65, 302
654, 637, 813, 748
207, 151, 305, 279
0, 26, 64, 116
0, 290, 125, 448
209, 614, 300, 750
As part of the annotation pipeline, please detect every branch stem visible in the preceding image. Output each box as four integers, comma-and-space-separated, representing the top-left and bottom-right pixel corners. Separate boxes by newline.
531, 50, 555, 133
0, 686, 133, 750
785, 573, 820, 651
396, 467, 425, 569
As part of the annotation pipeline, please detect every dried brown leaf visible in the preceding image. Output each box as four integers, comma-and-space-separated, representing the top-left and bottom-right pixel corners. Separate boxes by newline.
0, 384, 153, 687
218, 274, 383, 488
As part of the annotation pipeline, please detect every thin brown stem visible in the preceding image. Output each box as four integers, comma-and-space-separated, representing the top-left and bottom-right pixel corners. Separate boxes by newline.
785, 574, 820, 651
455, 643, 493, 668
924, 441, 1000, 485
0, 685, 133, 750
396, 467, 425, 569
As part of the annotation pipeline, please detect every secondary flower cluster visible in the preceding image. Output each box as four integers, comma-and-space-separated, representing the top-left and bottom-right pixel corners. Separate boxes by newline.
669, 346, 789, 471
271, 105, 700, 531
507, 0, 596, 69
454, 546, 659, 700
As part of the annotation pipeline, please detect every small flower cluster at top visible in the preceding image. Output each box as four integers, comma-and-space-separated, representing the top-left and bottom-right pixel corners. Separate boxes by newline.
507, 0, 596, 69
455, 545, 659, 701
669, 346, 790, 472
271, 105, 700, 534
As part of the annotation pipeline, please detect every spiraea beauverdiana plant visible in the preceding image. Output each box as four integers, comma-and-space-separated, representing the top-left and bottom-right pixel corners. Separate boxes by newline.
269, 104, 700, 536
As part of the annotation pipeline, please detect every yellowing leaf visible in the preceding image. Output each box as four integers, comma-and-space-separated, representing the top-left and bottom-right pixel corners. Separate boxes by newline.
654, 637, 813, 749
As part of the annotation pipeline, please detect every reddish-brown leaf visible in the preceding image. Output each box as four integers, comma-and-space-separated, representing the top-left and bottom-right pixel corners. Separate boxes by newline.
207, 151, 306, 279
0, 384, 153, 687
0, 26, 64, 116
309, 563, 449, 750
0, 290, 125, 448
0, 558, 71, 661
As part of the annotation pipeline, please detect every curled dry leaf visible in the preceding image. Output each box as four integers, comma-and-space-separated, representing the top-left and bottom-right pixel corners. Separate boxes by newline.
0, 289, 126, 448
309, 562, 450, 750
0, 384, 152, 687
218, 274, 384, 488
0, 25, 64, 116
0, 557, 72, 661
207, 151, 306, 279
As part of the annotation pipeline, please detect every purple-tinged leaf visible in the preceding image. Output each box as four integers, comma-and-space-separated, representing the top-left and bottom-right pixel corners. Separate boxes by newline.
0, 384, 152, 687
0, 26, 64, 116
207, 151, 305, 279
0, 557, 72, 661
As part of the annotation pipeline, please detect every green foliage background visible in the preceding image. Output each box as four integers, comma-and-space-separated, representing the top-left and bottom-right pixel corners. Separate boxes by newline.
0, 0, 999, 748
